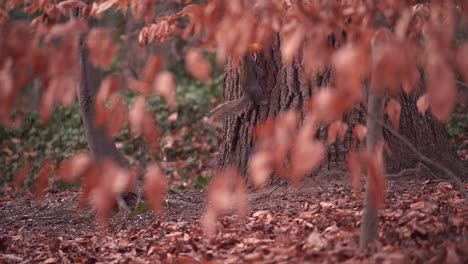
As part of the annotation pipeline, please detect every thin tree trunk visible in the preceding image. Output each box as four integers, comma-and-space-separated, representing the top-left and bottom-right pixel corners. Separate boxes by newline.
72, 8, 129, 212
360, 88, 385, 247
77, 17, 124, 167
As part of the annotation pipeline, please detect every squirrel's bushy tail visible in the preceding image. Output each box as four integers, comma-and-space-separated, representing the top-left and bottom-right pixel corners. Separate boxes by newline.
207, 97, 249, 122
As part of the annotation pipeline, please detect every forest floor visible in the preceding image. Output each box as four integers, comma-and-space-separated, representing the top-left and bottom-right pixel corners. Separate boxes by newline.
0, 173, 467, 263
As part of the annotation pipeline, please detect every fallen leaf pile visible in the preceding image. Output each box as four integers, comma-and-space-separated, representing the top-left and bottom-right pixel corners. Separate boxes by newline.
1, 177, 466, 263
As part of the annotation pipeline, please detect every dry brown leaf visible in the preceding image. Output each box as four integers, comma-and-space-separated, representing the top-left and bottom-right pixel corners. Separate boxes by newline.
39, 84, 55, 123
385, 99, 401, 131
86, 28, 118, 69
102, 160, 130, 196
204, 168, 247, 236
144, 163, 168, 212
249, 150, 273, 188
308, 89, 342, 122
416, 93, 430, 114
332, 43, 368, 102
290, 128, 326, 182
154, 71, 177, 111
142, 114, 162, 153
363, 141, 386, 208
34, 159, 53, 199
90, 160, 131, 222
95, 77, 120, 126
56, 153, 92, 183
186, 48, 212, 81
426, 56, 456, 121
280, 21, 304, 64
13, 162, 32, 193
141, 55, 163, 87
129, 96, 147, 137
327, 120, 348, 144
346, 150, 361, 191
106, 94, 127, 138
48, 76, 77, 108
353, 124, 368, 143
395, 9, 411, 41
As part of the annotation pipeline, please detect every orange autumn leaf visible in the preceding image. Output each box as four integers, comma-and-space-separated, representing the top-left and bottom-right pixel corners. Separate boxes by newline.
426, 55, 456, 122
144, 164, 168, 212
95, 76, 120, 126
34, 159, 53, 199
86, 28, 118, 69
56, 153, 93, 183
346, 150, 362, 191
186, 48, 212, 81
280, 21, 304, 64
385, 99, 401, 131
128, 96, 161, 150
106, 93, 127, 138
141, 55, 164, 87
203, 167, 247, 236
142, 114, 162, 153
129, 96, 147, 137
417, 93, 430, 114
327, 120, 348, 144
154, 71, 177, 111
353, 124, 368, 143
249, 150, 274, 188
364, 141, 386, 209
290, 123, 325, 182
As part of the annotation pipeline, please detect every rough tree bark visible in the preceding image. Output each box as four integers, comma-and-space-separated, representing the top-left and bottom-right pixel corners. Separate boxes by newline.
217, 36, 467, 181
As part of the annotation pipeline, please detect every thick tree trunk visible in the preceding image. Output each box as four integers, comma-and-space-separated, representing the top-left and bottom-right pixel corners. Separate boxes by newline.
217, 37, 467, 180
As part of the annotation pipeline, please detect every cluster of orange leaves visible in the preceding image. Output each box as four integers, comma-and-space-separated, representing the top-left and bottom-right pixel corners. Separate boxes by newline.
136, 0, 467, 232
1, 0, 468, 232
1, 0, 177, 220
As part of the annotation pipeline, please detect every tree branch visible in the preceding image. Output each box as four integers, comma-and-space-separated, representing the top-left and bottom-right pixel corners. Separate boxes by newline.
365, 112, 468, 203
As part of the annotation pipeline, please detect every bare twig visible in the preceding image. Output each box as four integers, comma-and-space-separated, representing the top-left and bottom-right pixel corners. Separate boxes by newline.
366, 112, 468, 202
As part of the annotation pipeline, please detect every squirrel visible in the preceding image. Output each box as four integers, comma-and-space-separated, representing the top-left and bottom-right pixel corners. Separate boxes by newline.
207, 54, 265, 122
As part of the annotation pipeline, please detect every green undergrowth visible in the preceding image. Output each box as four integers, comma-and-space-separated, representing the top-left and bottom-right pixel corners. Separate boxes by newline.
447, 104, 468, 161
0, 73, 222, 195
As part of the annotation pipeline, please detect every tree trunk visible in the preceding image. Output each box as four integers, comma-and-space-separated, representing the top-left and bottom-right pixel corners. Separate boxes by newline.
217, 36, 467, 180
77, 17, 124, 167
360, 85, 385, 247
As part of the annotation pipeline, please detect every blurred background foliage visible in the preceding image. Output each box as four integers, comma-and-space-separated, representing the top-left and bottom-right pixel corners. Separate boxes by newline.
1, 5, 466, 195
